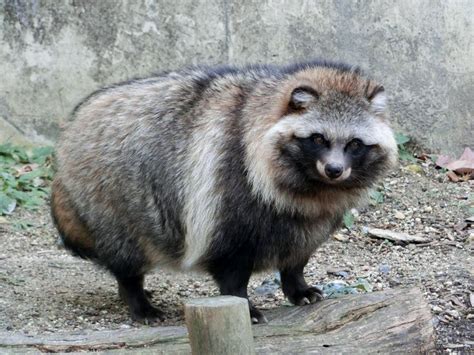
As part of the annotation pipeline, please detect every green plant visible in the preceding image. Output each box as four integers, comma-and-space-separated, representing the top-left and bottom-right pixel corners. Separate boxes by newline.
369, 188, 384, 205
343, 210, 355, 229
394, 132, 416, 162
0, 144, 54, 215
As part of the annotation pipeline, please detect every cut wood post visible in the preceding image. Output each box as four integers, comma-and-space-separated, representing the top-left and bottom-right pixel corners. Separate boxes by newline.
185, 296, 255, 355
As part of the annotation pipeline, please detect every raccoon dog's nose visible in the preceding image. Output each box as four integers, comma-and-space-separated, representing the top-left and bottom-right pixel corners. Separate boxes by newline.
325, 163, 344, 179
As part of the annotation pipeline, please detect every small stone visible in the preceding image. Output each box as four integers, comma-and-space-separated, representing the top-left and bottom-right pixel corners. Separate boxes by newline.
424, 206, 433, 213
446, 309, 460, 319
333, 233, 349, 242
327, 268, 350, 278
424, 226, 438, 233
394, 211, 405, 220
350, 208, 359, 218
255, 278, 280, 296
378, 264, 390, 275
467, 233, 474, 245
431, 305, 442, 313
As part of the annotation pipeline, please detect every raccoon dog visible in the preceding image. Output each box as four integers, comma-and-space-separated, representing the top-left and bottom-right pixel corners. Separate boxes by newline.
51, 61, 397, 323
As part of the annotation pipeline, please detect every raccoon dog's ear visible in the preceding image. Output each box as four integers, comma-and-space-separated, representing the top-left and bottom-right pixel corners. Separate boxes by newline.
367, 85, 387, 114
288, 86, 319, 111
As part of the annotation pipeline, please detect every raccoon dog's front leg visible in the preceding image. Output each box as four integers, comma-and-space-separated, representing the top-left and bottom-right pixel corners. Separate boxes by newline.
280, 261, 323, 306
208, 261, 267, 324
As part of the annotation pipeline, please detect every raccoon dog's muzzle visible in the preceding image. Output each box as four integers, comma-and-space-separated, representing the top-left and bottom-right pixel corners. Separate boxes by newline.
316, 148, 351, 182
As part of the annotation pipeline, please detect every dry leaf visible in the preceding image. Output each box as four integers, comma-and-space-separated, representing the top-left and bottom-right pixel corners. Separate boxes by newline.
436, 155, 453, 168
445, 160, 474, 176
15, 164, 40, 176
459, 147, 474, 161
446, 171, 459, 182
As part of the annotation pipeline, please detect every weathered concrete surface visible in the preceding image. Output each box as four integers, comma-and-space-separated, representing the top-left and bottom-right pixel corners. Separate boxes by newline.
0, 0, 472, 154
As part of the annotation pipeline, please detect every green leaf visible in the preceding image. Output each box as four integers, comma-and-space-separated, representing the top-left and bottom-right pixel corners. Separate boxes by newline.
5, 188, 30, 202
13, 219, 36, 230
398, 149, 416, 162
351, 278, 373, 293
30, 146, 54, 165
0, 192, 17, 215
18, 168, 46, 183
343, 210, 355, 229
394, 132, 410, 146
0, 144, 29, 163
0, 144, 53, 215
369, 189, 384, 205
23, 195, 45, 209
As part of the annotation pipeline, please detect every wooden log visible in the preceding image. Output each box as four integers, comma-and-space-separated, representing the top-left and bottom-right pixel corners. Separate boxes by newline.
0, 288, 434, 354
184, 296, 255, 355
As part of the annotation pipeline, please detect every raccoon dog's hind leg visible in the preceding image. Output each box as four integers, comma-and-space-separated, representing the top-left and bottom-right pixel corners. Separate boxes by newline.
51, 178, 163, 323
116, 274, 164, 324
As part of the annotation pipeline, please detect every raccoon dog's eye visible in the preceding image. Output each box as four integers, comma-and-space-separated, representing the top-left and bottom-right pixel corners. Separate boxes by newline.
346, 139, 364, 153
313, 134, 327, 146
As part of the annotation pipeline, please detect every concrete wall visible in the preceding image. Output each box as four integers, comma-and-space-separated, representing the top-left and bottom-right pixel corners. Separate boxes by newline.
0, 0, 472, 154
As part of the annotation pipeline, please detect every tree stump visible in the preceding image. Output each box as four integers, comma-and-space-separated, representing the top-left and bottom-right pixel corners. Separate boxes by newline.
0, 288, 435, 353
185, 296, 255, 355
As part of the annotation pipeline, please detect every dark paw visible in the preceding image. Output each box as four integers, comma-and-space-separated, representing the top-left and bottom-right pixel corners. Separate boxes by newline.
119, 288, 154, 303
287, 286, 323, 306
130, 303, 165, 325
250, 305, 268, 324
144, 289, 154, 300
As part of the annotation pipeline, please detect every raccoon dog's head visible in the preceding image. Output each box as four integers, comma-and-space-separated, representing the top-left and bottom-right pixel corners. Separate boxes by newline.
245, 67, 397, 214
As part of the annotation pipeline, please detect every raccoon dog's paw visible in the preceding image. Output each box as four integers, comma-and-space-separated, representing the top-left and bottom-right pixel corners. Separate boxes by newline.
117, 275, 165, 325
130, 303, 165, 325
143, 289, 154, 300
287, 286, 323, 306
250, 303, 268, 324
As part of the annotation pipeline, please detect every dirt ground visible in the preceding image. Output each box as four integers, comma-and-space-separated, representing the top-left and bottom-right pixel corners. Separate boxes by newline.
0, 160, 472, 353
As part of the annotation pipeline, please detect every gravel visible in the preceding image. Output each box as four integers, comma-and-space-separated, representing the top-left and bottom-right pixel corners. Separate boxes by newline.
0, 159, 472, 352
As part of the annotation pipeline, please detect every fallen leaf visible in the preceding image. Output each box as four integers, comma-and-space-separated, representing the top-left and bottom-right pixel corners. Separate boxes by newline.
416, 152, 431, 161
459, 147, 474, 161
436, 155, 453, 168
406, 164, 424, 174
366, 228, 430, 244
447, 171, 460, 182
435, 148, 474, 181
445, 160, 474, 176
15, 163, 40, 176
